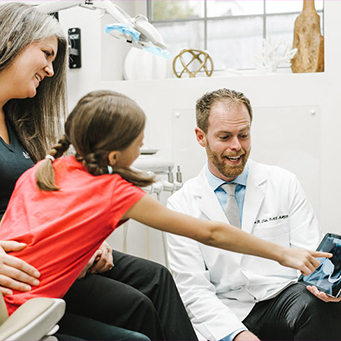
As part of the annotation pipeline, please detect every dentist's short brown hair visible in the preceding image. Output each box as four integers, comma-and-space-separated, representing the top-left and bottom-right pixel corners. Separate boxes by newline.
196, 89, 253, 133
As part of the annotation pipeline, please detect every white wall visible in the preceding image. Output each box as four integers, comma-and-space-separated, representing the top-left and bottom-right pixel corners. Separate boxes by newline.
56, 1, 341, 265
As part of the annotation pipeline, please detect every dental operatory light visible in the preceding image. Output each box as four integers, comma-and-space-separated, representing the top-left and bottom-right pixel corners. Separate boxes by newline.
37, 0, 171, 59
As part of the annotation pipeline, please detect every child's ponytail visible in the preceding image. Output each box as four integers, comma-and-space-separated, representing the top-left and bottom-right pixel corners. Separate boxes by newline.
112, 167, 155, 188
35, 135, 71, 191
76, 153, 155, 188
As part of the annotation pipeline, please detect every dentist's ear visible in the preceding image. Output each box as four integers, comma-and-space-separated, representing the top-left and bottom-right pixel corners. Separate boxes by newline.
195, 127, 206, 148
108, 151, 121, 166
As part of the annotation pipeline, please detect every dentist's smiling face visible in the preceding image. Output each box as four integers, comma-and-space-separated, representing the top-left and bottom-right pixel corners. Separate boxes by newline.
196, 100, 251, 182
4, 35, 58, 99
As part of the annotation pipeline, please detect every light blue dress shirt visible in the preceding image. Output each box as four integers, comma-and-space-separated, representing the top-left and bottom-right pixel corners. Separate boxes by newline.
205, 162, 249, 341
205, 163, 248, 226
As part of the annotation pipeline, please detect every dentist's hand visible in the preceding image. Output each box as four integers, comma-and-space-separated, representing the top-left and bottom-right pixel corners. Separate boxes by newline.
234, 331, 259, 341
306, 285, 341, 303
0, 241, 40, 295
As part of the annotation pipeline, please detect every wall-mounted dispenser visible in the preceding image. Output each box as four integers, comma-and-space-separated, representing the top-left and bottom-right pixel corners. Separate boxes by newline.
68, 27, 81, 69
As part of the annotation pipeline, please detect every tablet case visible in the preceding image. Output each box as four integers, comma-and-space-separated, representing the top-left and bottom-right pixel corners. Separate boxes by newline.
298, 233, 341, 297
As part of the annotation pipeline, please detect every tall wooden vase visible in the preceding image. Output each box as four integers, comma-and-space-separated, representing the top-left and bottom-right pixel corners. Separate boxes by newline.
291, 0, 324, 73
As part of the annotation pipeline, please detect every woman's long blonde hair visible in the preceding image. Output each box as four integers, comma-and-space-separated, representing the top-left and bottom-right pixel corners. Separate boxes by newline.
36, 90, 155, 191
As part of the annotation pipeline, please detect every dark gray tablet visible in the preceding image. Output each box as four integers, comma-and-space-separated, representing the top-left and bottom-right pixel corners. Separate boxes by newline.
298, 233, 341, 297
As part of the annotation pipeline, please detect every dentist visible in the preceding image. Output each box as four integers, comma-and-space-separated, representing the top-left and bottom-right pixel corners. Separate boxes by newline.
167, 88, 341, 341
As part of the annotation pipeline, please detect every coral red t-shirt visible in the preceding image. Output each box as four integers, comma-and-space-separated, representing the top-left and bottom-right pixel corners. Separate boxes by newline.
0, 156, 145, 315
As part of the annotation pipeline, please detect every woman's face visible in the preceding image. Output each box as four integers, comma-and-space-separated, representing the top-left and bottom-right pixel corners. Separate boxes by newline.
4, 35, 58, 100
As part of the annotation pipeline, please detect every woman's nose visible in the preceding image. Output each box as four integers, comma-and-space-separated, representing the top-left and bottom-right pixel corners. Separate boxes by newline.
44, 63, 54, 77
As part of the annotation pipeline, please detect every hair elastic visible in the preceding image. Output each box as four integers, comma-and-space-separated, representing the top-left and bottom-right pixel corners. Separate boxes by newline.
45, 154, 55, 162
107, 165, 113, 174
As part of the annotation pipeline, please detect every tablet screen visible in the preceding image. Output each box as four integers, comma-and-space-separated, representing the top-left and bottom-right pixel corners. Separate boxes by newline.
299, 233, 341, 297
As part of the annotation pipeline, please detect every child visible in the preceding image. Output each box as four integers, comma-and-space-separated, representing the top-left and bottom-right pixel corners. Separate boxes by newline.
0, 90, 330, 315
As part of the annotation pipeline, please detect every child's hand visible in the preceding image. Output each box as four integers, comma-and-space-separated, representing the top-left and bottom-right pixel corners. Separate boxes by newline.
77, 250, 101, 280
77, 242, 114, 280
279, 247, 332, 276
89, 241, 114, 274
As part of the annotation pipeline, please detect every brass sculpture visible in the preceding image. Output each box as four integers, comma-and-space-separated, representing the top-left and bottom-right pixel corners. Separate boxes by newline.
173, 49, 214, 78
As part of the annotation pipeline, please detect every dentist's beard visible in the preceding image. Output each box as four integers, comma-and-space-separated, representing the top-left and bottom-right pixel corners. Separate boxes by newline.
206, 143, 250, 179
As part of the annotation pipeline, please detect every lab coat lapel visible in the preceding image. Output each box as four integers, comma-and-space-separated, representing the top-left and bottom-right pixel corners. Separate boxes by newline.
242, 160, 267, 234
195, 167, 243, 263
195, 168, 227, 223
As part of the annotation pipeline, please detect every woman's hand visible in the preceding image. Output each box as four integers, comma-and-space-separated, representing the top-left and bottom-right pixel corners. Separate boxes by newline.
306, 285, 341, 302
0, 241, 40, 295
279, 247, 332, 276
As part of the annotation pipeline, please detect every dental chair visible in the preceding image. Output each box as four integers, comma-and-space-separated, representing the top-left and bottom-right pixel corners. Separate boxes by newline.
0, 293, 65, 341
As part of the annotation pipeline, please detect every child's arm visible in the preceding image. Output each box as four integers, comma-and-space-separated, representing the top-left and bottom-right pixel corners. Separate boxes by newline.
122, 194, 331, 276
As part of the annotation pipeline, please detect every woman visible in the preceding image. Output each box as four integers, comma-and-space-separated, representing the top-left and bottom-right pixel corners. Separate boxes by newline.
0, 2, 197, 340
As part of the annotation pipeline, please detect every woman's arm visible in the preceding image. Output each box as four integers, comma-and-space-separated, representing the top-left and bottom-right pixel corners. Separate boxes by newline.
123, 195, 331, 275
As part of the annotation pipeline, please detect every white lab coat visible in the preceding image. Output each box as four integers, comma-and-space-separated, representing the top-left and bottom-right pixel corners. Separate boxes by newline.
167, 159, 322, 341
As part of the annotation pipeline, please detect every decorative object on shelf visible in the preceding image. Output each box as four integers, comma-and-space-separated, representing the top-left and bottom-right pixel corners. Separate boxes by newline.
254, 37, 297, 73
291, 0, 324, 73
172, 49, 214, 78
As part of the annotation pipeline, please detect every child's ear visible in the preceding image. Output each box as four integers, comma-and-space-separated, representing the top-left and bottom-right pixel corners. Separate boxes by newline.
108, 151, 121, 166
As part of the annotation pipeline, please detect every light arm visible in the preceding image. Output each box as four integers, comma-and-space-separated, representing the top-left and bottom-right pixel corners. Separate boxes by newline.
37, 0, 168, 53
36, 0, 84, 14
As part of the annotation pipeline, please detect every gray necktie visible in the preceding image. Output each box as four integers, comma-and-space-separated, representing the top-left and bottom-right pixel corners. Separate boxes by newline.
221, 183, 240, 228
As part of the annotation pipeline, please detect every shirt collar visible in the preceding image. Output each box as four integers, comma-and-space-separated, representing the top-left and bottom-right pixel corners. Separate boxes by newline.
206, 162, 249, 191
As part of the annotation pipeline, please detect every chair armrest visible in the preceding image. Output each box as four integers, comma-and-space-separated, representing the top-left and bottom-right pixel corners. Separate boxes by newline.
0, 297, 65, 341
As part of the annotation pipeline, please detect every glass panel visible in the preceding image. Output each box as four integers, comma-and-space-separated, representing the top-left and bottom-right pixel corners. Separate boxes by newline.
207, 0, 264, 17
267, 13, 297, 44
152, 0, 204, 21
266, 0, 324, 14
315, 1, 324, 11
317, 10, 324, 35
266, 0, 303, 13
267, 11, 324, 47
207, 16, 263, 70
154, 21, 205, 63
